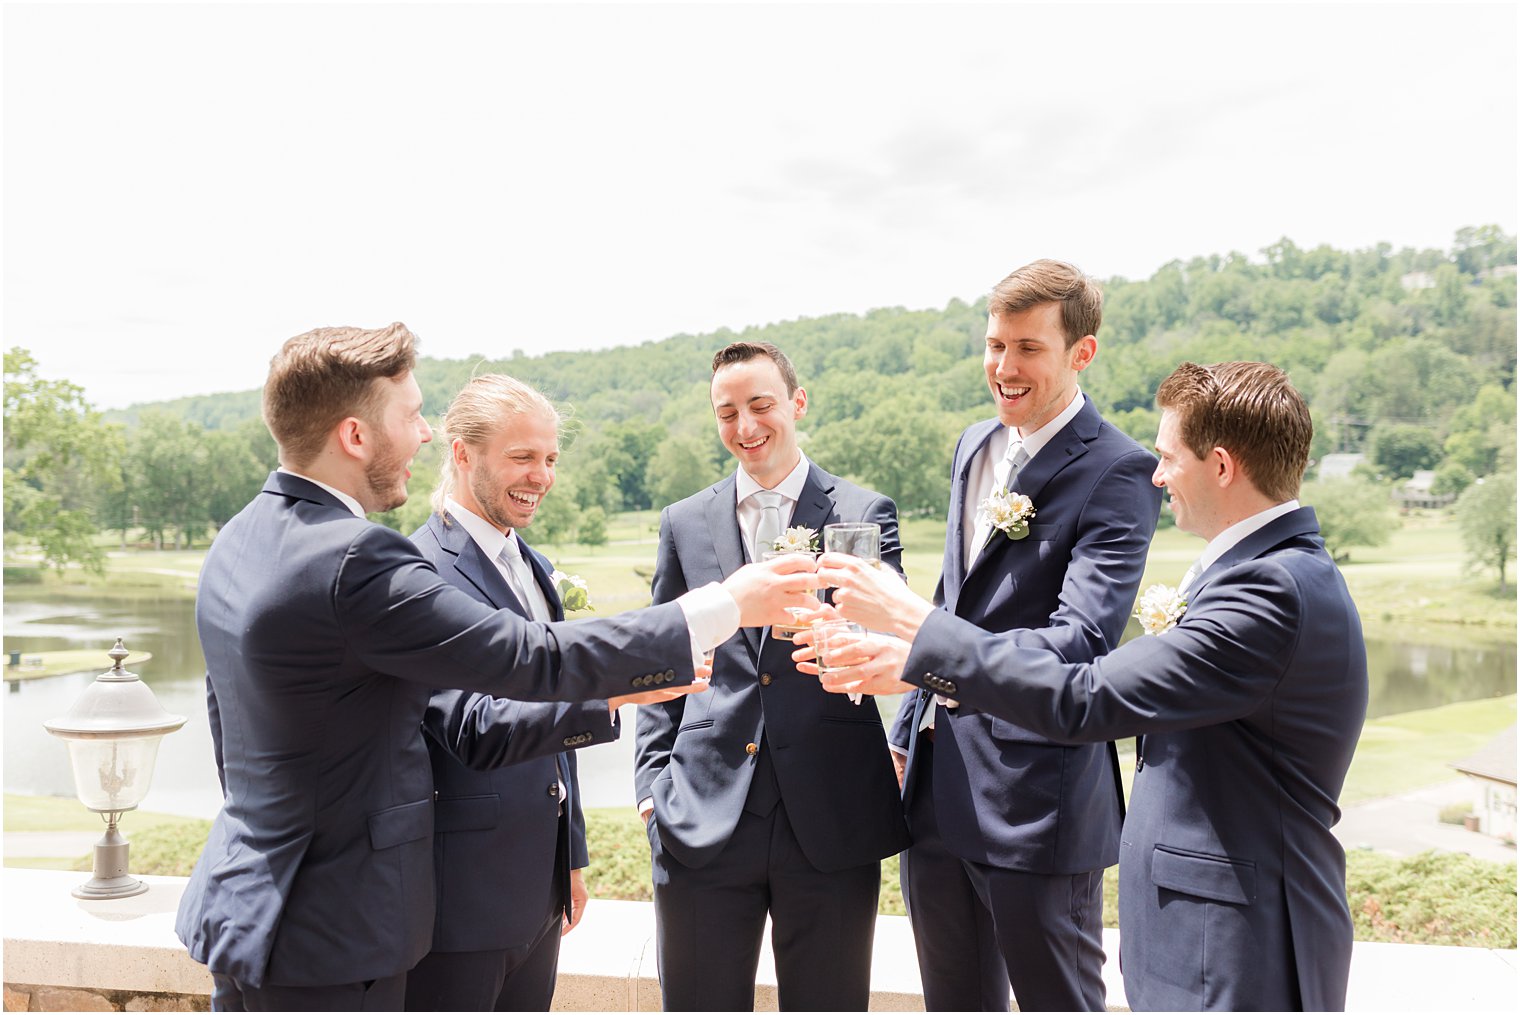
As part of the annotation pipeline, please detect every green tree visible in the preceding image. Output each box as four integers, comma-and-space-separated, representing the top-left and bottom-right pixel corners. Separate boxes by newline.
128, 411, 210, 549
1455, 474, 1516, 593
646, 435, 722, 506
1368, 424, 1443, 479
3, 348, 122, 572
579, 505, 609, 548
807, 403, 955, 517
1300, 477, 1397, 562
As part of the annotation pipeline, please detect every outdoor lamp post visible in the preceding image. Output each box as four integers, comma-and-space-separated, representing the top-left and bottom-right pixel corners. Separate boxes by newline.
43, 638, 186, 899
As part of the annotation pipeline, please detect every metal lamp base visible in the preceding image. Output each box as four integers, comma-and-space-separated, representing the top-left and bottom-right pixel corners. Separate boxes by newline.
73, 820, 149, 900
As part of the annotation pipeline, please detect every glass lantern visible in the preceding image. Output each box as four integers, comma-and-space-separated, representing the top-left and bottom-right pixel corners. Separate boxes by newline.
43, 639, 186, 899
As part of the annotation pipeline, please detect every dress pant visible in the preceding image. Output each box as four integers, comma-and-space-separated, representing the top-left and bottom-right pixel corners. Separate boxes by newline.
902, 736, 1108, 1012
211, 971, 406, 1012
649, 783, 880, 1012
404, 909, 564, 1011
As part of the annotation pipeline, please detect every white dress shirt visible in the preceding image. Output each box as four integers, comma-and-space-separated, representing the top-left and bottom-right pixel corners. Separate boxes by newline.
960, 387, 1087, 566
1181, 499, 1301, 594
735, 453, 812, 558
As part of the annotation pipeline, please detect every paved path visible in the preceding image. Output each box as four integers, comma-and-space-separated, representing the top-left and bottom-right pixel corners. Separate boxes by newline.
1336, 779, 1517, 864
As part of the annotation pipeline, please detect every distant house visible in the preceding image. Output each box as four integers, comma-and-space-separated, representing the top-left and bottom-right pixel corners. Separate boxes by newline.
1451, 725, 1517, 844
1318, 453, 1366, 480
1394, 470, 1455, 510
1479, 264, 1518, 281
1400, 270, 1437, 291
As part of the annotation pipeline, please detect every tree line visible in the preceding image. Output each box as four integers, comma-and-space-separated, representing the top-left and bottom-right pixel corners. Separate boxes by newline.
7, 226, 1515, 586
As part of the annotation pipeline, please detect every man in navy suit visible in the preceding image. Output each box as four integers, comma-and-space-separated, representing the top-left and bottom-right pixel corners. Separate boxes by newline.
815, 361, 1369, 1011
634, 341, 910, 1011
176, 323, 817, 1011
883, 261, 1160, 1011
403, 375, 619, 1011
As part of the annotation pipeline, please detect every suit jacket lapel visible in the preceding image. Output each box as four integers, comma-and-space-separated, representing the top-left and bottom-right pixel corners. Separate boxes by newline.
704, 475, 759, 655
962, 397, 1100, 591
521, 540, 567, 622
432, 513, 527, 616
945, 420, 1004, 606
1186, 506, 1322, 602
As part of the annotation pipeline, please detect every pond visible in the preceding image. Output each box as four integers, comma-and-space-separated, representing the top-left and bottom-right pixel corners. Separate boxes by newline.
4, 590, 1516, 818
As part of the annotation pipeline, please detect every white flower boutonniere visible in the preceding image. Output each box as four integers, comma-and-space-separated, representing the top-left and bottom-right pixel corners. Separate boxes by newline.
551, 569, 593, 612
1135, 584, 1187, 635
771, 526, 820, 553
978, 488, 1036, 542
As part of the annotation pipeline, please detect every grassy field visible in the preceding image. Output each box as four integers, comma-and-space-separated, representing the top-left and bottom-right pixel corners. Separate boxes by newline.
1344, 695, 1518, 804
9, 510, 1513, 641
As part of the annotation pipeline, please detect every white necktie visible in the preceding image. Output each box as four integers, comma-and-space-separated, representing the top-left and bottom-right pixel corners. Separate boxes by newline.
967, 438, 1030, 568
498, 538, 548, 622
752, 490, 786, 561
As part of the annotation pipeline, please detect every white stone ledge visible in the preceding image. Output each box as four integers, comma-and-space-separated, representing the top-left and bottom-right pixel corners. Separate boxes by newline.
4, 869, 1516, 1011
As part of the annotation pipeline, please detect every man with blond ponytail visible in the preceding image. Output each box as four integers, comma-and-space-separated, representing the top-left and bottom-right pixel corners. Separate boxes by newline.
176, 323, 819, 1012
405, 375, 619, 1011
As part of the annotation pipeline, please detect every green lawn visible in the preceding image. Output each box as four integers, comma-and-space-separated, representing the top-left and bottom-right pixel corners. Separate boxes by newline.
10, 511, 1513, 641
1343, 695, 1518, 804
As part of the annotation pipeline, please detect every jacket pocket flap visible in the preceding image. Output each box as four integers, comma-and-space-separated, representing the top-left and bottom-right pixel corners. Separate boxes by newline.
434, 793, 501, 833
1151, 845, 1255, 904
368, 797, 433, 850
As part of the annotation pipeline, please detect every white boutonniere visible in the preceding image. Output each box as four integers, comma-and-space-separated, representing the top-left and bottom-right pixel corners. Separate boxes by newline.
978, 488, 1036, 542
1135, 584, 1187, 635
771, 525, 820, 553
551, 569, 593, 612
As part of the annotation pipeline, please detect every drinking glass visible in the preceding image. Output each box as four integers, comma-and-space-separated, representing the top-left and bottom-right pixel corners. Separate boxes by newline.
761, 549, 820, 642
814, 620, 867, 678
823, 522, 880, 564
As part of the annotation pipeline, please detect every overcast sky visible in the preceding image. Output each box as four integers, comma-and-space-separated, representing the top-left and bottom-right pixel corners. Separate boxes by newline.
4, 1, 1515, 410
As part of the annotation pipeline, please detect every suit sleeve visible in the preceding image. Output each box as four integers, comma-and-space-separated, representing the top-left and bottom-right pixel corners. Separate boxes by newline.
423, 691, 616, 770
205, 674, 227, 796
336, 523, 695, 703
1003, 448, 1161, 664
902, 558, 1302, 742
633, 508, 688, 806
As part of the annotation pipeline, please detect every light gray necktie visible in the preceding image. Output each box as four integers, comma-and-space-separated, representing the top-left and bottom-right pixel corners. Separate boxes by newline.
1178, 556, 1206, 597
967, 438, 1030, 568
752, 490, 786, 561
498, 538, 548, 622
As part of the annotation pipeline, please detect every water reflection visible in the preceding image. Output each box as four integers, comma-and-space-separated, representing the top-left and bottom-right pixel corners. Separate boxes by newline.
5, 590, 1516, 818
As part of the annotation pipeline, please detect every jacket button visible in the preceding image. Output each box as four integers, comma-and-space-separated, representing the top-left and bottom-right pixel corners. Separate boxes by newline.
548, 784, 560, 798
760, 673, 772, 686
745, 742, 759, 756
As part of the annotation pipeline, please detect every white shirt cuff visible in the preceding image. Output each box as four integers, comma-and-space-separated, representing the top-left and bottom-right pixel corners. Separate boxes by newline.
676, 581, 740, 669
888, 743, 908, 758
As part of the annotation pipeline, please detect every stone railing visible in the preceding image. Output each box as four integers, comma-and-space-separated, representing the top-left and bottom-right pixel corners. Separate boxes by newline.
4, 868, 1516, 1011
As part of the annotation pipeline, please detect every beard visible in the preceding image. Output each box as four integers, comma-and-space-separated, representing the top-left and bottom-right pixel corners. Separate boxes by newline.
361, 433, 412, 513
468, 465, 539, 532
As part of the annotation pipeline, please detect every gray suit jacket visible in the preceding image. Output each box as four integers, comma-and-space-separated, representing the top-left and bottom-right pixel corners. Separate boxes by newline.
634, 463, 910, 871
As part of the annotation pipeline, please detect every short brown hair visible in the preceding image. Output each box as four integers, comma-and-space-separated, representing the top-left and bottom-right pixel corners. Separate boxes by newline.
1155, 361, 1312, 501
262, 322, 418, 468
711, 342, 799, 394
432, 374, 563, 517
988, 259, 1103, 348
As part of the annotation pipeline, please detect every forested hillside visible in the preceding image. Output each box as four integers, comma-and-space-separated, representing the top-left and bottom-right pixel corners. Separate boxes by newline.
10, 227, 1514, 565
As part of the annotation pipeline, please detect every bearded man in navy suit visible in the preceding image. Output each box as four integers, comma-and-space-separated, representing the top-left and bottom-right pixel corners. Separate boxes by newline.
403, 375, 626, 1011
879, 260, 1160, 1011
176, 323, 817, 1012
815, 361, 1369, 1011
634, 341, 910, 1011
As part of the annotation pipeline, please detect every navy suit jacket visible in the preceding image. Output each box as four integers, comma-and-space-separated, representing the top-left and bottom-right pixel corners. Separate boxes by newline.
411, 512, 618, 954
176, 473, 692, 988
890, 396, 1161, 872
901, 507, 1367, 1011
635, 463, 910, 872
